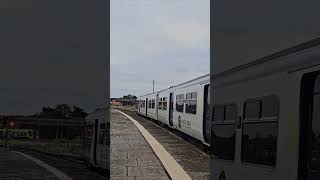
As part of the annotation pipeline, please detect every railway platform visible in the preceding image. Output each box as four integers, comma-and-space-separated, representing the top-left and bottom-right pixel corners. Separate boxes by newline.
110, 110, 168, 180
0, 149, 59, 179
0, 148, 106, 180
111, 109, 210, 180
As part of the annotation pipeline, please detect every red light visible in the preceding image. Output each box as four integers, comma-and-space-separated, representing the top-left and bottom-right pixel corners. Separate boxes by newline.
9, 121, 15, 128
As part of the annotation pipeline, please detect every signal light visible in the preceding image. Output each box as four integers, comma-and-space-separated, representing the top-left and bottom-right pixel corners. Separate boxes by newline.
9, 121, 15, 128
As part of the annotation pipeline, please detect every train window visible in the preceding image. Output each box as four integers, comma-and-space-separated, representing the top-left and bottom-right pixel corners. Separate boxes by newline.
163, 98, 167, 110
148, 100, 151, 108
211, 124, 236, 160
244, 100, 260, 119
225, 105, 237, 121
185, 100, 197, 114
158, 98, 163, 110
99, 123, 105, 144
186, 92, 197, 114
213, 106, 224, 122
241, 122, 278, 166
212, 104, 237, 160
176, 94, 184, 112
311, 94, 320, 169
261, 97, 279, 118
241, 96, 279, 166
152, 99, 155, 109
176, 94, 184, 100
85, 124, 94, 149
176, 101, 184, 112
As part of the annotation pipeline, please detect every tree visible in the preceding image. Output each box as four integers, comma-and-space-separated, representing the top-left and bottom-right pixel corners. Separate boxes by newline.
55, 104, 72, 118
71, 106, 88, 118
36, 104, 88, 119
40, 106, 58, 118
122, 94, 137, 99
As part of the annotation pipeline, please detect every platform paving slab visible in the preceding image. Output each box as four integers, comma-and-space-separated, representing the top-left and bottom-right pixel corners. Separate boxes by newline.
110, 110, 169, 180
120, 110, 210, 180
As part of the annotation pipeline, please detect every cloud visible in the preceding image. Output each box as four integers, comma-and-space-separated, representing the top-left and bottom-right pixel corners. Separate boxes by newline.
111, 0, 210, 97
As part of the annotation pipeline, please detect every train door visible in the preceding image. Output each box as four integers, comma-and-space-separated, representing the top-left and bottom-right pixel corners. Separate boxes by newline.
146, 98, 148, 116
169, 93, 174, 126
299, 71, 320, 180
203, 84, 211, 144
156, 94, 159, 120
98, 120, 107, 168
84, 122, 93, 162
93, 119, 98, 165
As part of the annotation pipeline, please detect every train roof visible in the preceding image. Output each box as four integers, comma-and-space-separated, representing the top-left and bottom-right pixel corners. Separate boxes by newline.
139, 91, 160, 98
211, 38, 320, 81
138, 74, 210, 98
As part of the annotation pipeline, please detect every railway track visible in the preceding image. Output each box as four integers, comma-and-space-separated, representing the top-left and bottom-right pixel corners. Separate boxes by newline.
13, 146, 84, 164
11, 146, 109, 180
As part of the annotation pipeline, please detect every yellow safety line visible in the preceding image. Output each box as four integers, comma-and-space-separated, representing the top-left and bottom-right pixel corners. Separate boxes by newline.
115, 109, 192, 180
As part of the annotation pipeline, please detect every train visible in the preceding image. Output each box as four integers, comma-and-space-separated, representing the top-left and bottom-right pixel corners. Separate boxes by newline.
83, 107, 109, 171
136, 41, 320, 180
137, 74, 211, 146
210, 42, 320, 180
0, 129, 34, 140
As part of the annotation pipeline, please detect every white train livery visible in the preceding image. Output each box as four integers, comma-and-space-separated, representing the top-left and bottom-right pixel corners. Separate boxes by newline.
137, 74, 211, 146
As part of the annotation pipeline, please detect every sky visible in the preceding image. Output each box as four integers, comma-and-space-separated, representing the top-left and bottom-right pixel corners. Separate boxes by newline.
0, 0, 107, 115
212, 0, 320, 74
111, 0, 210, 98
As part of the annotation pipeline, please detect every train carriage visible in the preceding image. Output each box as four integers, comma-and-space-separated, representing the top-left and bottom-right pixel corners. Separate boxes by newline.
210, 42, 320, 180
137, 74, 211, 145
171, 76, 210, 144
83, 108, 109, 170
0, 129, 34, 140
138, 93, 159, 120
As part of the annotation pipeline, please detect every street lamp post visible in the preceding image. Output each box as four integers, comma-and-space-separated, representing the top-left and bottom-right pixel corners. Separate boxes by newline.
153, 80, 155, 93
